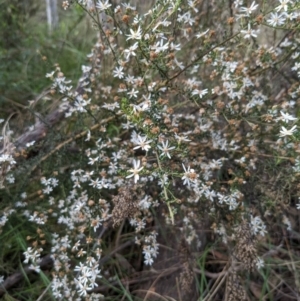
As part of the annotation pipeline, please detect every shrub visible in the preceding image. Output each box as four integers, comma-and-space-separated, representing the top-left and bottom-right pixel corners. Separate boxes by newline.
1, 0, 300, 300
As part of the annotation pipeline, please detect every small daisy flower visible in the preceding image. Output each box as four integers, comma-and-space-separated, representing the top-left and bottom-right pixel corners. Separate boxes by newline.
267, 12, 287, 27
241, 23, 259, 39
133, 135, 153, 152
113, 66, 124, 79
279, 111, 297, 123
239, 1, 258, 16
182, 164, 198, 186
96, 0, 111, 11
126, 26, 142, 40
157, 140, 175, 159
279, 125, 297, 137
126, 159, 144, 183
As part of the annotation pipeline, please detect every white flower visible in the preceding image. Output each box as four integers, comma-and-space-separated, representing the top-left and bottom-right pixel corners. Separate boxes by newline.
91, 216, 102, 232
89, 178, 101, 188
0, 154, 16, 165
139, 195, 151, 210
239, 1, 258, 16
43, 186, 53, 195
157, 140, 175, 159
113, 66, 124, 79
181, 164, 198, 186
267, 12, 287, 26
102, 102, 120, 111
174, 134, 191, 144
132, 135, 153, 152
170, 42, 181, 51
29, 264, 41, 273
126, 26, 142, 40
127, 88, 138, 99
205, 189, 216, 202
256, 257, 264, 269
279, 110, 297, 123
191, 88, 208, 98
188, 0, 199, 13
225, 195, 239, 210
23, 247, 42, 264
45, 71, 55, 78
275, 0, 291, 12
241, 24, 259, 39
76, 282, 89, 297
96, 0, 111, 11
292, 62, 300, 71
126, 159, 144, 183
217, 193, 226, 204
158, 174, 169, 187
88, 156, 99, 165
122, 3, 136, 10
82, 65, 92, 73
251, 216, 267, 236
144, 256, 154, 265
124, 42, 138, 59
279, 125, 297, 137
51, 178, 59, 187
151, 39, 169, 53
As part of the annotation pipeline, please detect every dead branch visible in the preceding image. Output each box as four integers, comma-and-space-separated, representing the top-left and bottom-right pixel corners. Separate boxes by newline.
0, 255, 53, 296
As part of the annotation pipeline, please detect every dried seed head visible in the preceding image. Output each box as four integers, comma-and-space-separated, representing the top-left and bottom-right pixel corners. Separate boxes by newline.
112, 187, 140, 227
233, 220, 258, 272
227, 273, 247, 301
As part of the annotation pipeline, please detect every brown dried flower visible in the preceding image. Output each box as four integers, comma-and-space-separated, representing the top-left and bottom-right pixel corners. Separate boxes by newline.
111, 187, 140, 227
